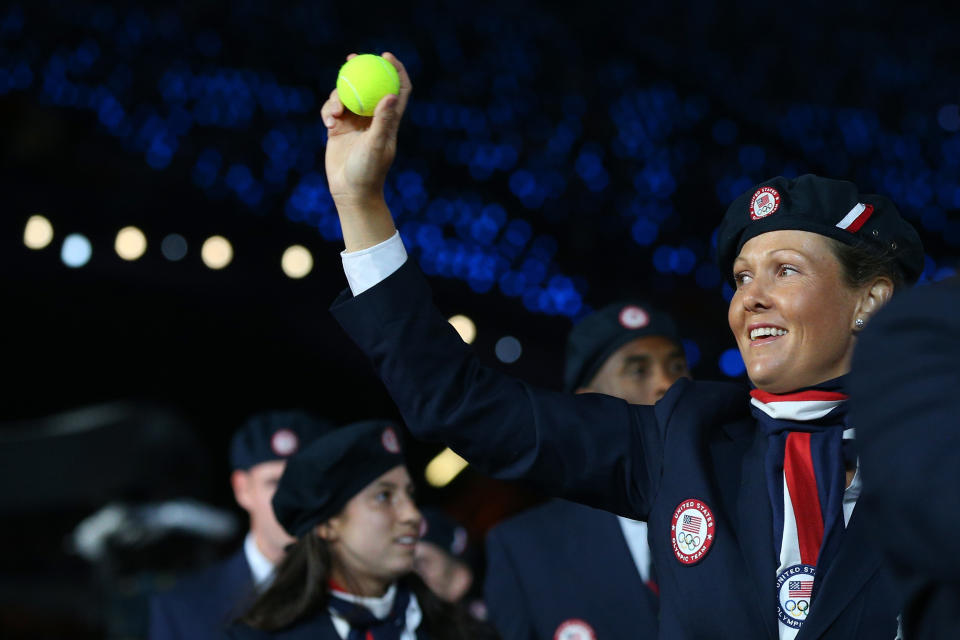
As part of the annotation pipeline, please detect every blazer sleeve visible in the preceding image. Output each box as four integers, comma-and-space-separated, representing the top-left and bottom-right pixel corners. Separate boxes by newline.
331, 261, 671, 519
484, 528, 537, 640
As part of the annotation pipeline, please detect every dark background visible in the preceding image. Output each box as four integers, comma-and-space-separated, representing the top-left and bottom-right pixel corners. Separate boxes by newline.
1, 0, 958, 636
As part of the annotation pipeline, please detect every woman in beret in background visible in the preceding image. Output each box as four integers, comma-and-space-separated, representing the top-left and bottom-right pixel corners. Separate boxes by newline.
227, 420, 496, 640
320, 53, 925, 639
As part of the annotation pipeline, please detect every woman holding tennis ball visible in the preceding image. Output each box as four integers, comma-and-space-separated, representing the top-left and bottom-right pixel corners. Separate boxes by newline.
322, 53, 920, 639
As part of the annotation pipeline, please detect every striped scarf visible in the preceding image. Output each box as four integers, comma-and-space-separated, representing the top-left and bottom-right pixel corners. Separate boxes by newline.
750, 377, 856, 639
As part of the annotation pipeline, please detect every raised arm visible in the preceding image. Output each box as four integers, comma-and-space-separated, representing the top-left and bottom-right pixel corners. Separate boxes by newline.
323, 53, 670, 518
322, 52, 409, 252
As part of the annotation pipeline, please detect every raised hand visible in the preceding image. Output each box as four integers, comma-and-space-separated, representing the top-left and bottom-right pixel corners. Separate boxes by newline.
322, 52, 412, 251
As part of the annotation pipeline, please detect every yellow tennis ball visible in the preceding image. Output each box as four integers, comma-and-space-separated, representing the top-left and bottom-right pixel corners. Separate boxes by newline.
336, 54, 400, 117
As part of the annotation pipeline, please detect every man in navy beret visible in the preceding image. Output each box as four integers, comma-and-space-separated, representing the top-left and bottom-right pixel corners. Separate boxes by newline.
484, 301, 689, 640
149, 410, 333, 640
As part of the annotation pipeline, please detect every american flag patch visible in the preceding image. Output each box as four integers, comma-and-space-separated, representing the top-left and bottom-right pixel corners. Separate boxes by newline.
789, 581, 813, 598
681, 514, 701, 534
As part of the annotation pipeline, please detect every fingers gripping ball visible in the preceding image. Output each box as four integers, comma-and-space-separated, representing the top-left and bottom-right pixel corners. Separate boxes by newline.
336, 54, 400, 117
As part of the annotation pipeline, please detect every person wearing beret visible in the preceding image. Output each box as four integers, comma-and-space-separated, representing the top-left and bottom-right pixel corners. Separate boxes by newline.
226, 420, 498, 640
414, 508, 477, 607
849, 277, 960, 640
485, 301, 687, 640
320, 53, 926, 639
149, 410, 333, 640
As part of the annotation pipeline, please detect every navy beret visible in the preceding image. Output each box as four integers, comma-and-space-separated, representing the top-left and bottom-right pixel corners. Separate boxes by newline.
716, 174, 924, 286
563, 301, 680, 393
272, 420, 406, 538
229, 410, 335, 470
418, 507, 469, 558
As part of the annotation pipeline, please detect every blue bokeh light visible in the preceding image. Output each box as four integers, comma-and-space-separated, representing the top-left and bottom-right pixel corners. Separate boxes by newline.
682, 339, 701, 369
719, 348, 746, 377
712, 119, 737, 145
7, 1, 960, 331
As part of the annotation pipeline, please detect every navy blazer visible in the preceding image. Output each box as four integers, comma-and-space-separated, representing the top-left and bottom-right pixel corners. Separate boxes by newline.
331, 262, 900, 640
150, 547, 256, 640
223, 580, 435, 640
485, 499, 658, 640
851, 278, 960, 639
224, 612, 341, 640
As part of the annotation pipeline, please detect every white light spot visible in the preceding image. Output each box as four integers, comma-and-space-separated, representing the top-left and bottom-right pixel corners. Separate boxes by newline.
281, 245, 313, 279
24, 215, 54, 250
424, 448, 469, 488
201, 236, 233, 270
115, 226, 147, 261
448, 314, 477, 344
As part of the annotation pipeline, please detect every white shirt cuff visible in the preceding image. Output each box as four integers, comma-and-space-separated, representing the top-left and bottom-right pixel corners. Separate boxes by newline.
340, 231, 408, 296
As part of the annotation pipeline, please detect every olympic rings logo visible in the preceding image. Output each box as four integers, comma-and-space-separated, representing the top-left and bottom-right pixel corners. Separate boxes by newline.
783, 600, 809, 617
675, 531, 701, 551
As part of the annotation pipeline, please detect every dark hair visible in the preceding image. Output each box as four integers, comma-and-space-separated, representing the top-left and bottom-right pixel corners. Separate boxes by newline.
239, 534, 498, 640
240, 533, 330, 630
827, 237, 906, 292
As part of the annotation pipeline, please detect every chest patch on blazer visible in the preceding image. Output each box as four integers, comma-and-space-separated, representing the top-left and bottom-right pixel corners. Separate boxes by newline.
554, 619, 596, 640
671, 499, 716, 564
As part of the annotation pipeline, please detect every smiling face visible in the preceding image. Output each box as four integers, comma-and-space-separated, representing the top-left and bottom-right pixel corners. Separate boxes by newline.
320, 465, 422, 596
728, 230, 871, 393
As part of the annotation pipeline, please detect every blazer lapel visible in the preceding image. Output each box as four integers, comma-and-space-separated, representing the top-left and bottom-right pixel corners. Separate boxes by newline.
794, 507, 883, 640
602, 510, 659, 600
221, 549, 258, 625
713, 421, 778, 640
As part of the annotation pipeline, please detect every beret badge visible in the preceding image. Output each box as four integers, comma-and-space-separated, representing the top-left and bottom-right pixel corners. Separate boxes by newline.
381, 426, 401, 454
270, 428, 299, 457
618, 305, 650, 330
749, 187, 781, 220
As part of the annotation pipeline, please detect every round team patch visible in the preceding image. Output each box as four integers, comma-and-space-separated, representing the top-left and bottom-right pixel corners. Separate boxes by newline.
776, 564, 816, 629
270, 428, 299, 457
618, 305, 650, 330
381, 426, 401, 454
749, 186, 781, 220
554, 619, 596, 640
671, 499, 716, 564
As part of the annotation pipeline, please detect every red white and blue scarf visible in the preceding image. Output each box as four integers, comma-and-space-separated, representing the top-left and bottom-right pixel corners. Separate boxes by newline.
750, 377, 857, 639
328, 583, 413, 640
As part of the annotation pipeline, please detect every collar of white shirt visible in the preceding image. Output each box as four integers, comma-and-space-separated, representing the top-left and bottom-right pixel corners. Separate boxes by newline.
328, 583, 423, 640
617, 516, 651, 583
243, 532, 277, 588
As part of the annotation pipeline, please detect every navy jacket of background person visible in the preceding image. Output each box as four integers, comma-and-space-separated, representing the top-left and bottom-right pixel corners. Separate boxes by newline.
330, 271, 902, 638
850, 277, 960, 640
484, 300, 675, 640
150, 548, 255, 640
486, 499, 658, 640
